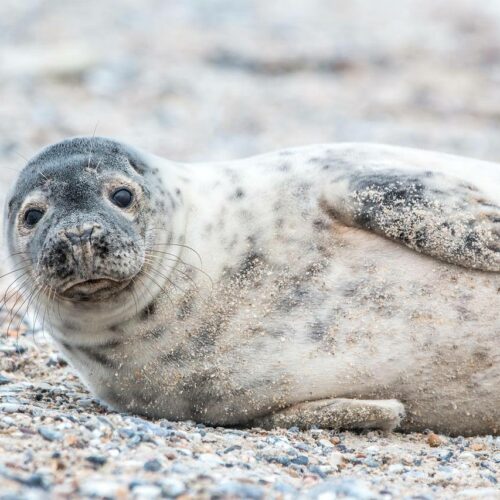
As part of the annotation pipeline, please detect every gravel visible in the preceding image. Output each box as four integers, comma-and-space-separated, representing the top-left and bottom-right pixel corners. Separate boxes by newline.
1, 0, 499, 498
0, 330, 498, 498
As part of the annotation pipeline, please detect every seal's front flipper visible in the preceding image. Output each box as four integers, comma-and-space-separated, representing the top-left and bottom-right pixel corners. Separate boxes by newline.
252, 398, 405, 432
321, 157, 499, 272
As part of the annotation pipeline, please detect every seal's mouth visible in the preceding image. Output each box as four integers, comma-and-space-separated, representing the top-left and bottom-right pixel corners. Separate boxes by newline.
61, 277, 131, 301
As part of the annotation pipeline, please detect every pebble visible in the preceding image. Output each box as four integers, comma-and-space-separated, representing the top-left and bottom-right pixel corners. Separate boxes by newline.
404, 470, 427, 480
458, 488, 500, 497
264, 455, 291, 466
291, 455, 309, 466
437, 449, 454, 462
223, 444, 242, 453
483, 474, 497, 484
85, 455, 107, 467
158, 478, 186, 497
78, 398, 94, 408
2, 471, 50, 490
213, 481, 264, 499
80, 480, 125, 498
132, 484, 162, 498
0, 374, 11, 385
427, 433, 442, 447
38, 426, 62, 442
0, 403, 23, 414
388, 464, 404, 473
318, 438, 334, 448
143, 458, 162, 472
307, 478, 375, 500
363, 458, 381, 468
309, 464, 328, 478
0, 345, 26, 354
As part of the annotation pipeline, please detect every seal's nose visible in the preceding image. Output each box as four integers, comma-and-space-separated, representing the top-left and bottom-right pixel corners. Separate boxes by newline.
64, 224, 100, 245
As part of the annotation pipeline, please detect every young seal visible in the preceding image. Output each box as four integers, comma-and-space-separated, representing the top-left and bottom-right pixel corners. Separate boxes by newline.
4, 137, 499, 436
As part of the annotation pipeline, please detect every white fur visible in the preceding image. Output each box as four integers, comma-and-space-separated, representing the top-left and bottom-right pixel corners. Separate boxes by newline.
37, 144, 499, 435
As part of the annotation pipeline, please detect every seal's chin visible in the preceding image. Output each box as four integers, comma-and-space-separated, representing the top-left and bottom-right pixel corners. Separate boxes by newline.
61, 278, 132, 301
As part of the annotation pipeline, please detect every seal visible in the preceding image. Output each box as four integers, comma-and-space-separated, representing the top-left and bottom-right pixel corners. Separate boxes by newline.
4, 137, 499, 436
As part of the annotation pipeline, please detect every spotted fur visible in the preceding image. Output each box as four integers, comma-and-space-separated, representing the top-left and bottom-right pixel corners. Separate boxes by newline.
4, 138, 499, 436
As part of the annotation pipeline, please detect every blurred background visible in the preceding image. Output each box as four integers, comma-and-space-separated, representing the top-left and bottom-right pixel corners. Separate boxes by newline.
1, 4, 499, 494
2, 0, 500, 193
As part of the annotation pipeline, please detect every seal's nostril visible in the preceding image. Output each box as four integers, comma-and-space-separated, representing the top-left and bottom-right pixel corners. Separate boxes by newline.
64, 225, 99, 245
65, 231, 81, 245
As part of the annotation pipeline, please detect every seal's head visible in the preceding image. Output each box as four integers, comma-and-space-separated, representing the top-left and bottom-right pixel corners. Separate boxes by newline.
5, 137, 164, 303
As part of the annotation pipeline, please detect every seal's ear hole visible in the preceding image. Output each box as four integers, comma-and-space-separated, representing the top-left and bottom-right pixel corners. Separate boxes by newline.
111, 188, 133, 208
24, 208, 44, 227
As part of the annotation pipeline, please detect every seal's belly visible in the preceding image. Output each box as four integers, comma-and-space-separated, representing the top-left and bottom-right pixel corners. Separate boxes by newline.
65, 225, 499, 429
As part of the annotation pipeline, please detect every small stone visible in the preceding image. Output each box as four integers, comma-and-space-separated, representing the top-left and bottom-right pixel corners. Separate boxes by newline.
458, 488, 499, 497
159, 478, 186, 497
291, 455, 309, 466
330, 436, 341, 445
459, 452, 476, 461
144, 458, 162, 472
295, 442, 310, 452
470, 442, 487, 451
265, 455, 291, 466
388, 463, 404, 473
78, 398, 94, 408
438, 465, 456, 475
327, 452, 343, 468
363, 458, 380, 468
223, 444, 242, 453
38, 426, 62, 442
309, 464, 327, 478
212, 482, 264, 499
0, 374, 11, 385
46, 353, 68, 367
0, 403, 23, 414
132, 485, 162, 498
480, 461, 495, 472
80, 480, 125, 498
198, 453, 223, 466
118, 428, 136, 438
307, 478, 374, 500
128, 435, 141, 447
18, 473, 50, 490
404, 470, 427, 480
86, 455, 107, 467
129, 480, 148, 490
2, 416, 16, 426
484, 474, 498, 484
0, 345, 26, 354
427, 433, 442, 447
318, 439, 334, 448
438, 449, 454, 462
273, 482, 297, 495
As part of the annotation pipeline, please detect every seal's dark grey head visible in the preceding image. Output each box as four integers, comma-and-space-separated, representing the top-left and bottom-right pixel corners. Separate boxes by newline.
5, 136, 160, 302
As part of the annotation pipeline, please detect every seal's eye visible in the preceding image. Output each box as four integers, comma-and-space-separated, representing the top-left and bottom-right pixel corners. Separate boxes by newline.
24, 209, 44, 227
111, 188, 133, 208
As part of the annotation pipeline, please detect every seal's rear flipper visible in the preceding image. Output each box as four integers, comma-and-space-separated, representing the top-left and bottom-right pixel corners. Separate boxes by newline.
252, 398, 405, 432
